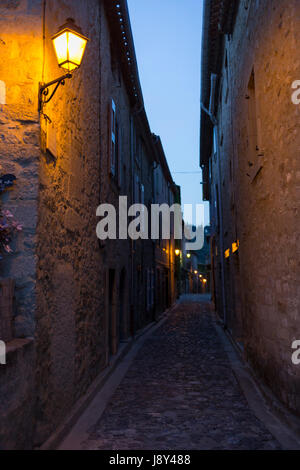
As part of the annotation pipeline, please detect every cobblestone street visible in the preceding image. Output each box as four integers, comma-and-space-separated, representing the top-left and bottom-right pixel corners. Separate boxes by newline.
63, 296, 280, 451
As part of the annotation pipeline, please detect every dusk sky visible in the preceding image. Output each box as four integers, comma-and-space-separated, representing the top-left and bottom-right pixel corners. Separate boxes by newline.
127, 0, 210, 227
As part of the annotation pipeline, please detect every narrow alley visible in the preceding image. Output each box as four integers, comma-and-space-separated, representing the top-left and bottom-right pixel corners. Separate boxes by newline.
59, 296, 284, 451
0, 0, 299, 453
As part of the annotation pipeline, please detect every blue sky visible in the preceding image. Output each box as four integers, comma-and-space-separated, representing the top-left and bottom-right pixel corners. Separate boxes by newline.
127, 0, 209, 227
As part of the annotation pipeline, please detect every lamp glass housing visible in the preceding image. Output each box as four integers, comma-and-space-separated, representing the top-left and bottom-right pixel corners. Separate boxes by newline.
52, 21, 89, 72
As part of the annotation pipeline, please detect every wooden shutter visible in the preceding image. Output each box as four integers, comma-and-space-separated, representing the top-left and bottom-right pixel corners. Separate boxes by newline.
109, 99, 116, 176
118, 126, 122, 188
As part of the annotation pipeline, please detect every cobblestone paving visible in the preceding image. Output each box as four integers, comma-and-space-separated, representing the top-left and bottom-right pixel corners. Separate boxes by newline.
83, 297, 281, 450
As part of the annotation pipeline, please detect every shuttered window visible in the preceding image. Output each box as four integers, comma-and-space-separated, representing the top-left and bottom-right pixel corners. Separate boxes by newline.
109, 99, 116, 176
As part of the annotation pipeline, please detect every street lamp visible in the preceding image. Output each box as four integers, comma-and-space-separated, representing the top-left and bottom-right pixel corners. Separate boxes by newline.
39, 18, 89, 112
52, 18, 89, 72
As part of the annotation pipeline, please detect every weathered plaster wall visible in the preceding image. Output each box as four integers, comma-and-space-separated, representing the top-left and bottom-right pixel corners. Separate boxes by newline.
0, 0, 179, 448
0, 0, 42, 338
34, 0, 106, 442
213, 0, 300, 412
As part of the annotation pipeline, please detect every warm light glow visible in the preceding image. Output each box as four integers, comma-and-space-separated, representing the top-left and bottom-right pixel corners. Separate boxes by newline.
52, 21, 89, 72
194, 270, 198, 275
199, 274, 203, 278
187, 253, 191, 259
232, 240, 240, 253
225, 249, 230, 259
203, 279, 207, 284
175, 249, 180, 256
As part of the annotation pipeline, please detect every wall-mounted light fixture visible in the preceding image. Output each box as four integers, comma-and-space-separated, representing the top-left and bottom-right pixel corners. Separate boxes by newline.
186, 253, 191, 259
175, 249, 180, 257
39, 18, 89, 113
232, 240, 240, 254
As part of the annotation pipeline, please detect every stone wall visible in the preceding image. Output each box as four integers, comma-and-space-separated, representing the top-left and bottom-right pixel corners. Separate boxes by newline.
0, 0, 42, 450
34, 0, 106, 443
211, 0, 300, 413
0, 0, 41, 339
0, 0, 180, 448
0, 339, 35, 450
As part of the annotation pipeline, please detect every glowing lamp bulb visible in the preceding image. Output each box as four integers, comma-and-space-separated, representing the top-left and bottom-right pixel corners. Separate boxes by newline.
52, 18, 89, 72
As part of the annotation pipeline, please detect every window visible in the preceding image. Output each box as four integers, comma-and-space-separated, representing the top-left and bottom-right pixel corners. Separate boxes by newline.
134, 174, 140, 203
140, 183, 145, 232
215, 184, 220, 233
109, 99, 116, 176
117, 126, 123, 188
109, 99, 123, 186
140, 183, 145, 206
224, 51, 229, 104
213, 126, 218, 155
115, 120, 123, 188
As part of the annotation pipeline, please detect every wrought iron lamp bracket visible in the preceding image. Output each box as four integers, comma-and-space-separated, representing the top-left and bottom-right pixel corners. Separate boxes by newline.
38, 73, 72, 113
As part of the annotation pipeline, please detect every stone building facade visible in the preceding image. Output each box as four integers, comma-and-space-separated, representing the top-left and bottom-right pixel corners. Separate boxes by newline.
0, 0, 179, 449
200, 0, 300, 414
153, 136, 181, 316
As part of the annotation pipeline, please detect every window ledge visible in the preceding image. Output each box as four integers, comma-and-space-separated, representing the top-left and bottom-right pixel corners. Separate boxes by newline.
6, 338, 34, 356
